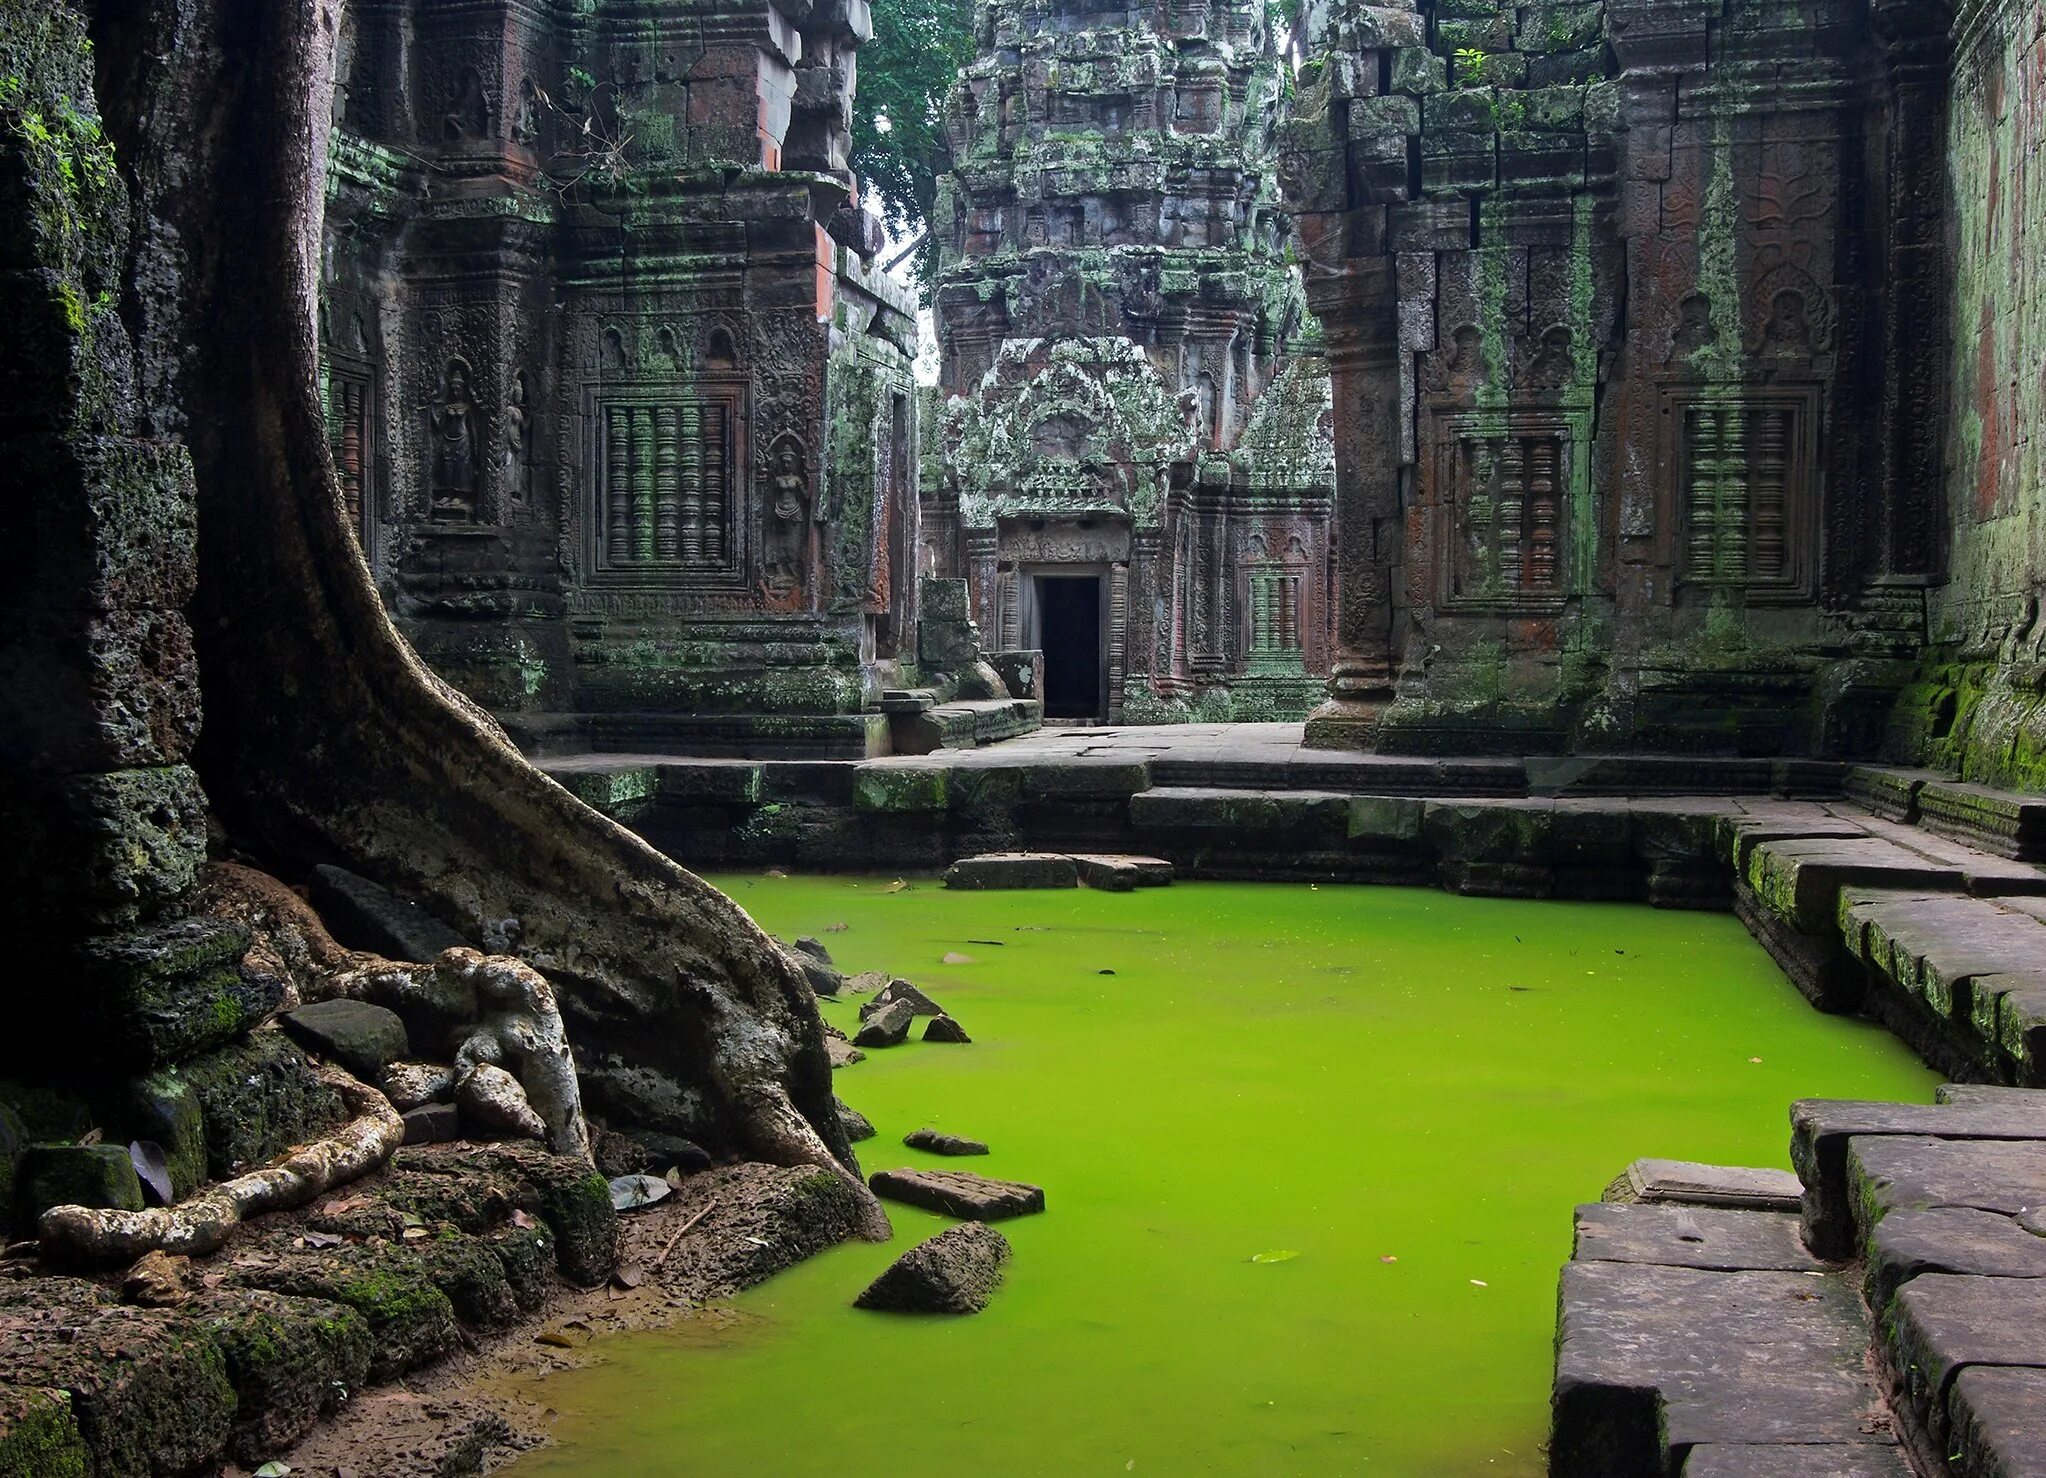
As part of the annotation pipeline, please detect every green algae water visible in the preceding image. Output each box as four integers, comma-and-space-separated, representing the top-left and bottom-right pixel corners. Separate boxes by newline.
508, 879, 1937, 1477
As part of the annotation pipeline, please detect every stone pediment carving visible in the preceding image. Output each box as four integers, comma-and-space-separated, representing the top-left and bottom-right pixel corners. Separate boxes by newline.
942, 336, 1194, 530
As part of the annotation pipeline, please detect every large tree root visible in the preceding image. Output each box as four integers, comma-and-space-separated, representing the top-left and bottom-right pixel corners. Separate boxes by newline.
202, 864, 590, 1160
87, 0, 885, 1239
37, 1064, 402, 1263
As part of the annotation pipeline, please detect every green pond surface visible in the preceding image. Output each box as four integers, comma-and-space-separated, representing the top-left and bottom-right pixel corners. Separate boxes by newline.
508, 877, 1938, 1477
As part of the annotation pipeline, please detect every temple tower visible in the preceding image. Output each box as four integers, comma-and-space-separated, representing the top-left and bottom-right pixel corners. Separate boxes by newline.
922, 0, 1337, 722
321, 0, 921, 758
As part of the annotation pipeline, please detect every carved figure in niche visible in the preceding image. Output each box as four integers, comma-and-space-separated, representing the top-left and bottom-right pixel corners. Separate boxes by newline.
1286, 534, 1307, 562
762, 438, 810, 602
1670, 293, 1717, 359
1761, 290, 1812, 354
1031, 412, 1086, 462
599, 326, 628, 371
512, 77, 540, 146
1196, 372, 1219, 444
1446, 324, 1483, 380
428, 358, 482, 523
504, 371, 532, 506
655, 326, 682, 369
1528, 325, 1574, 387
443, 68, 489, 141
705, 327, 738, 369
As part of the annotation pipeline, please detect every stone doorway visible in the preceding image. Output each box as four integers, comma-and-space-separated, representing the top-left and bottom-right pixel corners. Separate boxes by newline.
1026, 571, 1106, 720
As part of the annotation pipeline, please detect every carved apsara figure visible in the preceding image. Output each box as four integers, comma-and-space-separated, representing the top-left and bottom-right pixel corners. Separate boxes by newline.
428, 359, 481, 523
504, 372, 531, 506
762, 439, 809, 600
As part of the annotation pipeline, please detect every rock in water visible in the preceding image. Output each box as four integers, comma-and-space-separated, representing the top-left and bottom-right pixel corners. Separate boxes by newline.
923, 1014, 971, 1043
905, 1128, 988, 1156
869, 1168, 1045, 1220
853, 999, 914, 1048
794, 936, 833, 964
854, 1222, 1012, 1314
860, 979, 943, 1019
826, 1037, 866, 1068
836, 1098, 877, 1142
278, 998, 410, 1081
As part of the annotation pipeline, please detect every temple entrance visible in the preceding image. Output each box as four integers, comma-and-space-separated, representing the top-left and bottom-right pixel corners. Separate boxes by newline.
1027, 572, 1106, 720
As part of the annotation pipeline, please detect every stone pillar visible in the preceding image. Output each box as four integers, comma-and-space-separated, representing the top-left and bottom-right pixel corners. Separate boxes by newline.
1278, 0, 1422, 748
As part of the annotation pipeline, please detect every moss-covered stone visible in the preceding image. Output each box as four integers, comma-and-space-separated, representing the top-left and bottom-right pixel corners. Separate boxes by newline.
0, 1284, 234, 1478
239, 1245, 458, 1383
97, 1069, 207, 1201
181, 1289, 372, 1465
17, 1143, 143, 1227
183, 1032, 345, 1178
0, 1385, 87, 1478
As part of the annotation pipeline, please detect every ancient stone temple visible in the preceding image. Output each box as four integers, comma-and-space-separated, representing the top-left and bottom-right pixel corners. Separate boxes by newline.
919, 0, 1338, 722
319, 0, 922, 757
1283, 0, 1953, 755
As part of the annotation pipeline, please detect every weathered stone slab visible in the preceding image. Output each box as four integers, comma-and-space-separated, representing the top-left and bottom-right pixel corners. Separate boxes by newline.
1857, 815, 2046, 896
1996, 985, 2046, 1084
1617, 1158, 1804, 1211
1736, 879, 1867, 1012
944, 853, 1078, 889
1070, 854, 1173, 890
1937, 1084, 2046, 1108
1129, 787, 1351, 839
1552, 1262, 1897, 1472
1850, 1135, 2046, 1229
869, 1168, 1045, 1220
1843, 765, 1948, 823
1948, 1365, 2046, 1478
1680, 1445, 1916, 1477
1867, 1207, 2046, 1308
1919, 781, 2046, 863
1747, 836, 1957, 934
1718, 809, 1871, 870
1792, 1098, 2046, 1257
1572, 1203, 1819, 1272
854, 1222, 1011, 1314
1888, 1275, 2046, 1448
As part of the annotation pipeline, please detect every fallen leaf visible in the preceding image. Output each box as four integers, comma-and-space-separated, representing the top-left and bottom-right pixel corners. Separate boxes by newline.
1470, 1279, 1488, 1288
534, 1330, 576, 1349
612, 1264, 646, 1290
663, 1167, 686, 1188
129, 1141, 173, 1206
79, 1128, 102, 1146
301, 1230, 344, 1249
1249, 1250, 1300, 1264
401, 1227, 429, 1242
1379, 1255, 1398, 1263
400, 1212, 425, 1229
764, 868, 788, 878
608, 1174, 674, 1211
1749, 1057, 1763, 1064
882, 879, 909, 893
1097, 968, 1116, 976
942, 951, 975, 965
511, 1209, 537, 1230
254, 1464, 292, 1477
824, 922, 850, 933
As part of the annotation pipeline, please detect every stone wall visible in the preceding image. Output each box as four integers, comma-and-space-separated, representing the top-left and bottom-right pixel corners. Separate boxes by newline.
1285, 0, 1953, 757
1888, 0, 2046, 791
321, 0, 921, 759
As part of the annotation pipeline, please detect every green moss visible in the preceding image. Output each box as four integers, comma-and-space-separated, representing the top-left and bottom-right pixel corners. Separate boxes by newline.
0, 1387, 88, 1477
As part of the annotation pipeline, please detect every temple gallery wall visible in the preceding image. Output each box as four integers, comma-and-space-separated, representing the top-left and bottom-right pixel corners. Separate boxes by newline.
321, 0, 2046, 785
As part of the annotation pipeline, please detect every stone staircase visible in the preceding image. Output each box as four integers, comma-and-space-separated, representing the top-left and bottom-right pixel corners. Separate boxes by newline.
1554, 1091, 2046, 1477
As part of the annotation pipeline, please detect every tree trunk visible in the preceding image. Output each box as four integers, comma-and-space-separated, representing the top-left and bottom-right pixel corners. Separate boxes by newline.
84, 0, 881, 1232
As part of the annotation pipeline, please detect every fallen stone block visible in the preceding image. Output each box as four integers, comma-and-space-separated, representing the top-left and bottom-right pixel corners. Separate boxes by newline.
905, 1128, 988, 1156
18, 1143, 144, 1224
1919, 780, 2046, 863
1611, 1157, 1803, 1212
279, 998, 410, 1082
1070, 854, 1174, 890
862, 979, 942, 1017
854, 1222, 1010, 1314
869, 1168, 1045, 1220
923, 1014, 971, 1043
1571, 1203, 1819, 1273
853, 999, 913, 1048
401, 1103, 460, 1145
309, 864, 469, 963
945, 853, 1078, 889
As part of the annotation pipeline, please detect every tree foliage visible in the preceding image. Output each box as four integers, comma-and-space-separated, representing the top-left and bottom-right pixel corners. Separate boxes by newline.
852, 0, 976, 270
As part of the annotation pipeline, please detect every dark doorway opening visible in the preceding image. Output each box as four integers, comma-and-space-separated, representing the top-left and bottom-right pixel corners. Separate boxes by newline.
1034, 574, 1104, 720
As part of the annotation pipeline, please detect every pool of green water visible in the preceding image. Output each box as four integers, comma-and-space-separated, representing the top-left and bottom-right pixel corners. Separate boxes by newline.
507, 877, 1937, 1477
